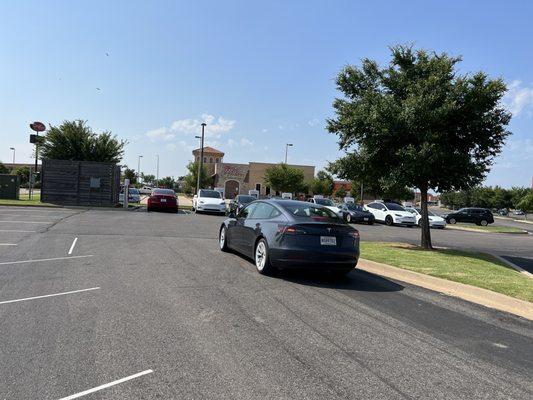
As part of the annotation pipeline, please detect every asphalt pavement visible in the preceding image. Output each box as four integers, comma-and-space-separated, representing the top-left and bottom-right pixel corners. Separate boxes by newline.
0, 206, 532, 399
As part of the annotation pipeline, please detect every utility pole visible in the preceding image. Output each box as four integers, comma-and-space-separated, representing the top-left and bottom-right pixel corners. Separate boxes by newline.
137, 155, 143, 185
9, 147, 15, 165
155, 154, 159, 188
284, 143, 293, 164
360, 183, 364, 205
196, 122, 206, 194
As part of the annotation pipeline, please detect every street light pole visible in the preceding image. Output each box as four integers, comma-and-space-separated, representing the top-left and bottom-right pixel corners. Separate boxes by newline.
284, 143, 293, 164
9, 147, 15, 165
155, 154, 159, 188
137, 155, 143, 185
196, 123, 206, 194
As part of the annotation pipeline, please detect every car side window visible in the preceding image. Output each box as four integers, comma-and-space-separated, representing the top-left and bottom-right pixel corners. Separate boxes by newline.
239, 203, 257, 219
250, 203, 277, 219
367, 203, 376, 209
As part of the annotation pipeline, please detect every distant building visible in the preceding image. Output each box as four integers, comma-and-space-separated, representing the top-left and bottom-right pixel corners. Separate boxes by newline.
3, 162, 42, 172
191, 147, 315, 199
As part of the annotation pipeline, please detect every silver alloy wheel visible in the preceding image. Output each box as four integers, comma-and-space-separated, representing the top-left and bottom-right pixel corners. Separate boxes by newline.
346, 214, 351, 223
219, 227, 226, 249
449, 218, 456, 224
480, 220, 488, 226
255, 241, 267, 271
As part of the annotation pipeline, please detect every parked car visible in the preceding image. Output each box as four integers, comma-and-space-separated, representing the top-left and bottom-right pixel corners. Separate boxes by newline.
498, 208, 509, 216
229, 195, 256, 215
338, 202, 375, 224
308, 196, 342, 216
443, 208, 494, 226
147, 188, 178, 212
405, 207, 446, 229
119, 187, 141, 203
219, 199, 359, 276
139, 186, 153, 195
365, 201, 416, 226
513, 209, 525, 215
192, 189, 226, 215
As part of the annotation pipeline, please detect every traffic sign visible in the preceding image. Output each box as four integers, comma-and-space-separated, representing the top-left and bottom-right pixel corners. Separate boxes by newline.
30, 121, 46, 132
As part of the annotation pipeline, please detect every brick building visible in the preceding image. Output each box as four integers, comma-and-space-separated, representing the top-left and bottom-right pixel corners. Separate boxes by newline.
192, 147, 315, 199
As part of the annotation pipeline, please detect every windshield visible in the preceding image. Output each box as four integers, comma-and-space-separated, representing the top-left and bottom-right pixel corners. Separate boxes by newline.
238, 195, 256, 203
315, 198, 335, 206
347, 203, 363, 211
129, 189, 139, 195
154, 189, 175, 196
384, 202, 405, 211
281, 203, 341, 222
199, 190, 221, 198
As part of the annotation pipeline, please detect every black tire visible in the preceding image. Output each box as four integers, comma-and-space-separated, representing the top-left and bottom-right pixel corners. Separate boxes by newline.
147, 207, 152, 212
254, 238, 273, 275
449, 218, 457, 224
418, 219, 422, 227
385, 215, 394, 226
330, 269, 352, 279
480, 219, 488, 226
219, 226, 230, 252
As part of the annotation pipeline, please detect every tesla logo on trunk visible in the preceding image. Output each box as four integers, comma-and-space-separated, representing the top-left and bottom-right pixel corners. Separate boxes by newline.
327, 228, 332, 233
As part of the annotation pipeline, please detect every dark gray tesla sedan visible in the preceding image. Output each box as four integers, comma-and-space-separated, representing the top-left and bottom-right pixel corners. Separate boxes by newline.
218, 199, 360, 276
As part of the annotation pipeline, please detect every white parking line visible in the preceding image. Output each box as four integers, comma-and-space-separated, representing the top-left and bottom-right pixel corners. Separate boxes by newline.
68, 237, 78, 255
0, 287, 100, 305
0, 220, 54, 224
57, 369, 154, 400
0, 255, 93, 266
0, 229, 37, 233
0, 243, 18, 246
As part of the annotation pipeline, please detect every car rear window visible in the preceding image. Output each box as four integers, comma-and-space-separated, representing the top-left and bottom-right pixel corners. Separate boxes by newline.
154, 189, 175, 195
238, 195, 256, 203
281, 203, 340, 222
384, 202, 405, 211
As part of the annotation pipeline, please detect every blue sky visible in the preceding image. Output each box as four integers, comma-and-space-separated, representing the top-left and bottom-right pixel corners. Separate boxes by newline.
1, 0, 532, 188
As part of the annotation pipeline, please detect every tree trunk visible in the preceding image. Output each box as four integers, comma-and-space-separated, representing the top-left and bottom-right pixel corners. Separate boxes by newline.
420, 186, 433, 250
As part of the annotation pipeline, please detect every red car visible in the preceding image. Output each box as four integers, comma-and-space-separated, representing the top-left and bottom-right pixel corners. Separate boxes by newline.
147, 189, 178, 212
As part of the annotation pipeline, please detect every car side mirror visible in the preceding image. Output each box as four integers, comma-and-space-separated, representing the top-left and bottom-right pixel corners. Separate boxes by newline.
228, 210, 236, 218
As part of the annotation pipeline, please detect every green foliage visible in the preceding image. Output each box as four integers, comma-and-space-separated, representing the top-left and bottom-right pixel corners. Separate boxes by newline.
334, 186, 347, 199
263, 163, 305, 193
141, 173, 156, 186
158, 176, 175, 189
0, 162, 9, 174
310, 170, 334, 195
183, 161, 210, 194
440, 186, 530, 210
516, 192, 533, 213
327, 45, 511, 248
13, 166, 31, 186
123, 168, 137, 184
40, 120, 126, 163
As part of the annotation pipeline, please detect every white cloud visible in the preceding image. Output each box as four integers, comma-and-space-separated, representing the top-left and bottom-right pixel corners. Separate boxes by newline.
261, 128, 268, 133
165, 143, 177, 151
170, 113, 235, 138
240, 138, 253, 147
146, 127, 175, 141
503, 80, 533, 117
308, 118, 320, 127
226, 137, 253, 148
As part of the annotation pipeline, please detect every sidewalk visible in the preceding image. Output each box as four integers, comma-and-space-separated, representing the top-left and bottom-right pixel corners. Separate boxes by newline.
358, 258, 533, 321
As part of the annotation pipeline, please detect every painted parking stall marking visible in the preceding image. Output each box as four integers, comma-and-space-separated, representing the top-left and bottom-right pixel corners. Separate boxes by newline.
0, 287, 100, 305
68, 237, 78, 255
0, 255, 93, 266
57, 369, 154, 400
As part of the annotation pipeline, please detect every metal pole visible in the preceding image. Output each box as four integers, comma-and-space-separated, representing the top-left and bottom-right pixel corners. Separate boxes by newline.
10, 147, 15, 165
360, 183, 364, 205
284, 143, 293, 164
196, 123, 206, 193
137, 155, 142, 185
156, 155, 159, 188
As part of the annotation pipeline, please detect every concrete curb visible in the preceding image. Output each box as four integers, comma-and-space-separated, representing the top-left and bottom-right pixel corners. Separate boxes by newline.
445, 224, 528, 234
489, 254, 533, 279
494, 215, 533, 225
358, 258, 533, 321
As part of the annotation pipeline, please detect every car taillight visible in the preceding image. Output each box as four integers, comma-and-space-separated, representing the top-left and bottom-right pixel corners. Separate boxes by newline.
278, 225, 306, 235
348, 230, 360, 239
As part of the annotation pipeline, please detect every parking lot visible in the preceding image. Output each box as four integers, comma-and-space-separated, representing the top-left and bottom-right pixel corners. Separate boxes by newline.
1, 206, 532, 399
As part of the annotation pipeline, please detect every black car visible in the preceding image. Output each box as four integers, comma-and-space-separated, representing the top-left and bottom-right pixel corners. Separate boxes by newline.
444, 208, 494, 226
229, 195, 257, 214
338, 203, 375, 224
219, 199, 360, 276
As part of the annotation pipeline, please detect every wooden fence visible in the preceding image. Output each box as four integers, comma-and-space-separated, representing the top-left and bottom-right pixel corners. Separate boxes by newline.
41, 159, 120, 206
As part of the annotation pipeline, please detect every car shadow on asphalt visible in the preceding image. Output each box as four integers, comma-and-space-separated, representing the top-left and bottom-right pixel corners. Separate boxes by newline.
280, 269, 404, 293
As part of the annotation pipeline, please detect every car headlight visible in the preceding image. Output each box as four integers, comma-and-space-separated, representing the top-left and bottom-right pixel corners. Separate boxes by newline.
394, 214, 403, 217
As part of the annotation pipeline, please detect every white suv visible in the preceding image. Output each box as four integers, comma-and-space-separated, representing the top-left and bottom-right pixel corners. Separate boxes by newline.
193, 189, 227, 215
365, 201, 416, 226
308, 197, 341, 216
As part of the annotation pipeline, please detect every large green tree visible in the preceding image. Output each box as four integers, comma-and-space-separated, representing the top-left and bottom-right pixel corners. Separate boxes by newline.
310, 170, 334, 196
264, 163, 305, 194
40, 120, 126, 163
516, 191, 533, 220
183, 161, 210, 194
328, 45, 511, 248
0, 162, 9, 174
123, 168, 137, 184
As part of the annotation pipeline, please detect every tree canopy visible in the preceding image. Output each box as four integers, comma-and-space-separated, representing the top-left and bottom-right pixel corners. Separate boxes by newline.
263, 163, 305, 193
0, 162, 9, 174
40, 120, 126, 164
183, 161, 210, 194
440, 186, 528, 210
327, 45, 511, 248
310, 170, 334, 195
517, 191, 533, 218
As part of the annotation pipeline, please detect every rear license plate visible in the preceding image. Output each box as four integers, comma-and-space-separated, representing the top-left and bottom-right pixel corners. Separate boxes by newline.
161, 199, 167, 202
364, 218, 368, 221
320, 236, 337, 246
